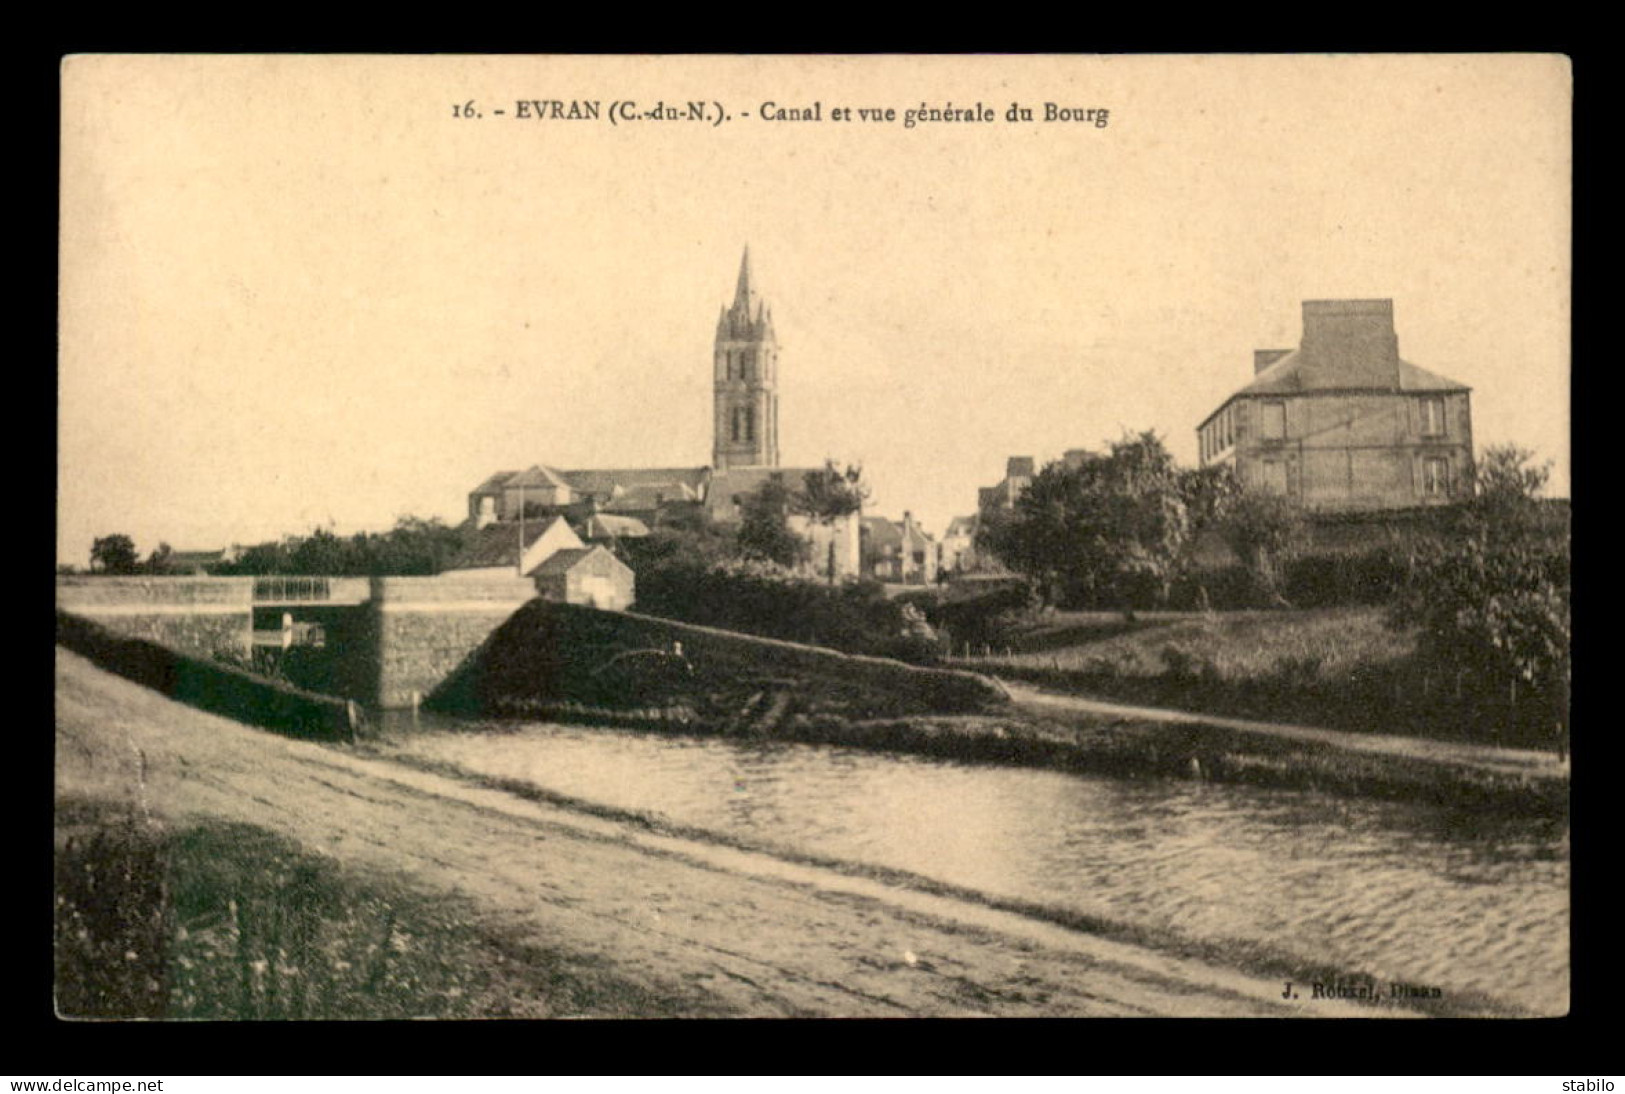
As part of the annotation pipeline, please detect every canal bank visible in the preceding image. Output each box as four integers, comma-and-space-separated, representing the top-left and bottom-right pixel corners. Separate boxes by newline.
485, 690, 1568, 818
59, 645, 1492, 1019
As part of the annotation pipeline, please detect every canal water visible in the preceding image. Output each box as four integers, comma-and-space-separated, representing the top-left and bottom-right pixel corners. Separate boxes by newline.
384, 717, 1569, 1015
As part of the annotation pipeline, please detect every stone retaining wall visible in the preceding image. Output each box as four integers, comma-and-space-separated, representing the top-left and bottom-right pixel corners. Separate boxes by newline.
56, 577, 253, 657
56, 610, 356, 742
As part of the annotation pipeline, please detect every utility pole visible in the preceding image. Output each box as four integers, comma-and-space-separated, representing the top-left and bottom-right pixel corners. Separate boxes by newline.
517, 482, 525, 577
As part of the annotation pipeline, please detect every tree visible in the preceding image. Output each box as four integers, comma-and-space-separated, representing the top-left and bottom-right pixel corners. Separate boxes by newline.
1464, 443, 1557, 538
791, 461, 870, 582
143, 542, 176, 575
736, 478, 806, 569
289, 527, 352, 575
90, 534, 140, 575
1389, 444, 1569, 745
1472, 443, 1552, 509
981, 431, 1196, 608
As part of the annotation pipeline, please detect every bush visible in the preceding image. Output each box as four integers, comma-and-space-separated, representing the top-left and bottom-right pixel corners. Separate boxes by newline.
1282, 549, 1407, 607
632, 557, 935, 662
1388, 530, 1569, 739
922, 581, 1037, 651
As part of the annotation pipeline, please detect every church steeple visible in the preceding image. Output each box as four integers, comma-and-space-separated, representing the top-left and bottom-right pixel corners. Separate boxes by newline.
734, 246, 758, 313
713, 246, 780, 470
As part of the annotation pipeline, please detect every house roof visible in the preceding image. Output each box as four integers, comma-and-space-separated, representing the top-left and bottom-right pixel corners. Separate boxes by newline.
505, 465, 574, 490
447, 516, 571, 570
900, 522, 933, 549
470, 470, 520, 494
861, 516, 904, 548
944, 515, 978, 537
1236, 349, 1470, 398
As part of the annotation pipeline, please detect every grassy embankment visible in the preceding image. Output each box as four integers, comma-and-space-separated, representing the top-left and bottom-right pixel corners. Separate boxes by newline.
943, 606, 1565, 750
58, 784, 746, 1020
478, 606, 1563, 815
53, 796, 709, 1020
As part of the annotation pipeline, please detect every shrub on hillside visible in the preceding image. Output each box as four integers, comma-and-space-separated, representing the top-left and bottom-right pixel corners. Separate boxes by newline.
1387, 447, 1570, 746
921, 581, 1038, 652
1282, 548, 1408, 608
632, 557, 938, 662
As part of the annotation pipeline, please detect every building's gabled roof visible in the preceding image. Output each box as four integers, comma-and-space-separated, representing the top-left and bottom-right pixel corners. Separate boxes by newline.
505, 465, 574, 490
533, 545, 628, 577
471, 470, 520, 494
944, 515, 978, 538
861, 516, 904, 548
447, 516, 571, 570
899, 522, 933, 549
1236, 349, 1471, 398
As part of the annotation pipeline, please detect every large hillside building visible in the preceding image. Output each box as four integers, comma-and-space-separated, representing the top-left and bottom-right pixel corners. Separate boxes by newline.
1197, 299, 1474, 511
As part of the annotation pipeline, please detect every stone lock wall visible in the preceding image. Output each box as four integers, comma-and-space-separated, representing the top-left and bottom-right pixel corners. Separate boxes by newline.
368, 576, 537, 709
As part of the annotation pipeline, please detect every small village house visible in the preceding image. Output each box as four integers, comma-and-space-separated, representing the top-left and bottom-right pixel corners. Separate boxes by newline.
532, 545, 636, 611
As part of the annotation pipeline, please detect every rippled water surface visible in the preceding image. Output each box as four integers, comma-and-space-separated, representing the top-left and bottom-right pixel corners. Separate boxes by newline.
389, 718, 1568, 1013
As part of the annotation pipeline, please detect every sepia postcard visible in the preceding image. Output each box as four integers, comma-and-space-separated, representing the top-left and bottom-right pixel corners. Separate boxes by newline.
56, 54, 1571, 1021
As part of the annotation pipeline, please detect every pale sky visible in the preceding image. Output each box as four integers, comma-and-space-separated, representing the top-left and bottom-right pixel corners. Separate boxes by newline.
58, 54, 1571, 566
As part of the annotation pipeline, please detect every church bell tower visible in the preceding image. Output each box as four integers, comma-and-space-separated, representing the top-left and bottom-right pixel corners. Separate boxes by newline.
712, 247, 780, 470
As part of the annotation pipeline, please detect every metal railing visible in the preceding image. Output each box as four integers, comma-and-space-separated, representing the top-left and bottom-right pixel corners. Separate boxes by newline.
252, 576, 332, 602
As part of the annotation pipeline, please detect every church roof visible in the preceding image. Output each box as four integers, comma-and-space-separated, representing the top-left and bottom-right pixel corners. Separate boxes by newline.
557, 467, 710, 501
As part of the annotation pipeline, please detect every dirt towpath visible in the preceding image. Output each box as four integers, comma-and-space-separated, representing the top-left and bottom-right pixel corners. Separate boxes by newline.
57, 647, 1420, 1018
999, 681, 1568, 782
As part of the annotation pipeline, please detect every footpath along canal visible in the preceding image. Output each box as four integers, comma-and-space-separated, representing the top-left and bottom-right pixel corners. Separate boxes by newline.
382, 712, 1570, 1016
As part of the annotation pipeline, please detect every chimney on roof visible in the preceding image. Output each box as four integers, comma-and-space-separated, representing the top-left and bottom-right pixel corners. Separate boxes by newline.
1299, 299, 1401, 389
1254, 348, 1293, 374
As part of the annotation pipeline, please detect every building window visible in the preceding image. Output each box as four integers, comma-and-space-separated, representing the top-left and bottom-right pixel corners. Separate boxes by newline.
1423, 457, 1450, 497
1259, 460, 1288, 495
745, 406, 756, 442
1420, 396, 1446, 437
730, 407, 741, 442
1261, 400, 1286, 440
